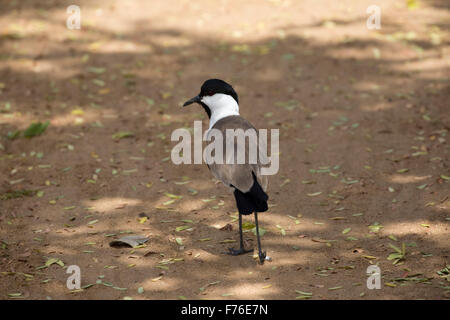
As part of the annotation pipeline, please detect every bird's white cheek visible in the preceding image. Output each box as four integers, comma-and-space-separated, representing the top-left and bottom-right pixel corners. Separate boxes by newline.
201, 96, 215, 109
200, 97, 209, 106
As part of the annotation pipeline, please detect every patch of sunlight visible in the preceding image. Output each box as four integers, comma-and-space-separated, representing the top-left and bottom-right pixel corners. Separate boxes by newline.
158, 37, 193, 48
192, 250, 222, 262
82, 197, 142, 213
50, 109, 101, 127
31, 60, 56, 73
33, 244, 79, 256
382, 222, 448, 246
227, 282, 280, 299
263, 216, 328, 232
388, 174, 431, 184
1, 58, 76, 78
262, 237, 334, 249
393, 63, 449, 79
0, 113, 34, 127
353, 81, 383, 91
141, 277, 181, 291
361, 103, 394, 112
86, 40, 152, 54
179, 199, 208, 212
435, 201, 449, 211
255, 68, 282, 82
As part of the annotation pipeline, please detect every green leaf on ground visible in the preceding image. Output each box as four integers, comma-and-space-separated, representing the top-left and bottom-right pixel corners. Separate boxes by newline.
23, 121, 50, 138
112, 131, 134, 140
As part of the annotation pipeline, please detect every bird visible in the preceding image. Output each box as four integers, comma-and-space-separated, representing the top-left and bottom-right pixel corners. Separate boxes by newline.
183, 79, 270, 264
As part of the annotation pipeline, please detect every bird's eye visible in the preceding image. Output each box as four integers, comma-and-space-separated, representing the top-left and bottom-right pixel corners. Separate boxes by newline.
206, 90, 214, 96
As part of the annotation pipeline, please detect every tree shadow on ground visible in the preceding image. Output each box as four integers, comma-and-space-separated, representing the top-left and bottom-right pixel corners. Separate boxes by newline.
0, 0, 449, 300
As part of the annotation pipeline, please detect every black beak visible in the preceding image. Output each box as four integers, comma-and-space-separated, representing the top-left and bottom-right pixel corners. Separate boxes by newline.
183, 95, 201, 107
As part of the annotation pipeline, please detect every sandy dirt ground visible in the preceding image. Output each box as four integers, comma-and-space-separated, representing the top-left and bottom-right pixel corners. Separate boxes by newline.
0, 0, 449, 300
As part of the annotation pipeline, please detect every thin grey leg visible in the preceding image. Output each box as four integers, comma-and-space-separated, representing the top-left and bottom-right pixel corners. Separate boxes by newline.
254, 211, 266, 264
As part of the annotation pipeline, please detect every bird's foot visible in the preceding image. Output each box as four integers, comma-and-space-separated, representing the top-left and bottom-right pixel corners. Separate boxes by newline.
228, 247, 252, 256
258, 250, 266, 264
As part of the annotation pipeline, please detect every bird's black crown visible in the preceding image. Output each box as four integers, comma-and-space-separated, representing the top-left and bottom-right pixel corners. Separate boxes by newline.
200, 79, 239, 104
183, 79, 239, 118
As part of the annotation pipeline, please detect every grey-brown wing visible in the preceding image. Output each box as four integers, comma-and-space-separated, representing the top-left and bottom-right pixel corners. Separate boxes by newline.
207, 116, 268, 193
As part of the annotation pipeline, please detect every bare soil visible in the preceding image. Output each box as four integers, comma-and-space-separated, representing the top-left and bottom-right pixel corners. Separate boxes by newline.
0, 0, 449, 300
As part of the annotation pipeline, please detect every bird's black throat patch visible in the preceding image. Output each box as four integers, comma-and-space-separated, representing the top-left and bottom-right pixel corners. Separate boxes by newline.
200, 102, 211, 118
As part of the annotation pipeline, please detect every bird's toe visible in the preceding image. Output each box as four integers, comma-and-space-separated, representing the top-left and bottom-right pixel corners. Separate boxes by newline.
227, 247, 252, 256
258, 251, 267, 264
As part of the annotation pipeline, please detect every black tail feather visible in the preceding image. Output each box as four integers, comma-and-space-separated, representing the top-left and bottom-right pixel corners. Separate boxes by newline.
233, 172, 268, 215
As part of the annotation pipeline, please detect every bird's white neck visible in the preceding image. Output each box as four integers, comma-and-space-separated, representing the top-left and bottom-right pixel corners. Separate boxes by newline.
201, 93, 240, 129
